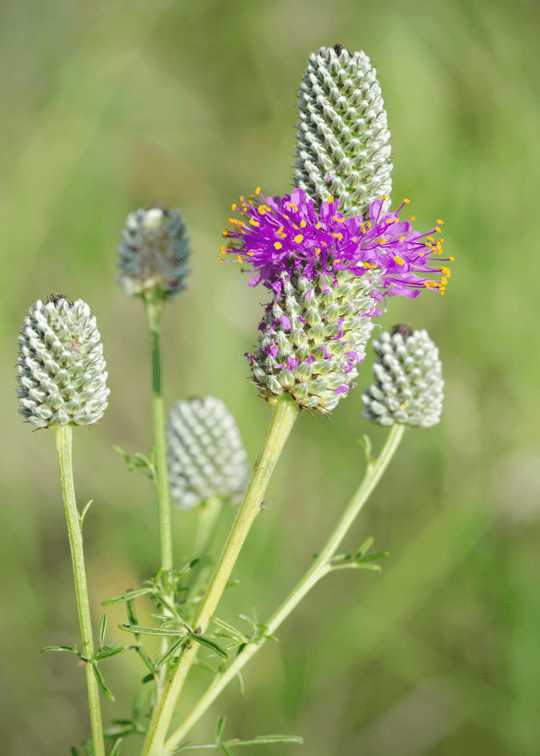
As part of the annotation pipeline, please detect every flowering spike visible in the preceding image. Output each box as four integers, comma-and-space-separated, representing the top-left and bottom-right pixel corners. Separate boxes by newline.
295, 45, 392, 218
17, 295, 110, 428
166, 397, 249, 510
116, 205, 190, 300
362, 325, 444, 428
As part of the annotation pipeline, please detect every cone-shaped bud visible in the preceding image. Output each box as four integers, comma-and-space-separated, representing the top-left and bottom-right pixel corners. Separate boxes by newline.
17, 295, 110, 428
166, 397, 249, 510
116, 205, 190, 300
248, 269, 377, 414
362, 325, 444, 427
295, 44, 392, 218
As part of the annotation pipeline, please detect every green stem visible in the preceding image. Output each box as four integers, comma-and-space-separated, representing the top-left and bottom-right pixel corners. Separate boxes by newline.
194, 497, 223, 559
144, 291, 173, 575
141, 394, 300, 756
162, 423, 405, 754
55, 425, 105, 756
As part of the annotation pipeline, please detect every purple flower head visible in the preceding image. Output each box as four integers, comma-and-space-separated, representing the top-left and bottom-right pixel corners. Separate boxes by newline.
220, 188, 452, 300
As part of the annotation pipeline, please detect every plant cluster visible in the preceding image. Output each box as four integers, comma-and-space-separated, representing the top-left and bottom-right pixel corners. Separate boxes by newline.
17, 44, 449, 756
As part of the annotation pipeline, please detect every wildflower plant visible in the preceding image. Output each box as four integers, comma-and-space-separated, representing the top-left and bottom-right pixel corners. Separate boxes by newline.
19, 44, 451, 756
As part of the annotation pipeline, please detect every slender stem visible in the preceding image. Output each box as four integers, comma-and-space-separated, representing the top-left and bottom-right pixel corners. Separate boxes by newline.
55, 425, 105, 756
141, 394, 300, 756
144, 290, 173, 575
194, 497, 223, 559
163, 423, 405, 754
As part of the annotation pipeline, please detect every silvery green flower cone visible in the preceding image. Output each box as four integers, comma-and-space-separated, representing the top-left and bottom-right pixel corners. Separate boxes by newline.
295, 44, 392, 218
362, 325, 444, 428
248, 269, 379, 415
17, 295, 110, 428
116, 205, 190, 300
166, 397, 249, 510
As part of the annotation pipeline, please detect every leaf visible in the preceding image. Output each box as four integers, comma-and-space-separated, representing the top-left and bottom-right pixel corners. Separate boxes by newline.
188, 633, 229, 659
215, 715, 227, 744
114, 445, 155, 480
41, 644, 79, 654
71, 748, 79, 756
92, 662, 115, 701
79, 499, 94, 526
228, 734, 303, 746
104, 721, 136, 737
212, 617, 245, 640
99, 613, 107, 646
236, 672, 245, 697
102, 588, 153, 606
119, 623, 188, 638
357, 551, 389, 563
220, 745, 236, 756
141, 673, 154, 684
155, 637, 185, 669
94, 643, 127, 660
195, 661, 217, 674
109, 738, 123, 756
355, 536, 375, 559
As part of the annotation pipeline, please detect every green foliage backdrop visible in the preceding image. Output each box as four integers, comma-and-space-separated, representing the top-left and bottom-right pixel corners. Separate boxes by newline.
1, 0, 539, 754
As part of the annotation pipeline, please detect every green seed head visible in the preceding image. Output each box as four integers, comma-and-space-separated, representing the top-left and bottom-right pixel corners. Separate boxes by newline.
248, 269, 379, 415
167, 397, 249, 510
362, 325, 444, 428
295, 44, 392, 218
116, 206, 190, 300
17, 295, 110, 428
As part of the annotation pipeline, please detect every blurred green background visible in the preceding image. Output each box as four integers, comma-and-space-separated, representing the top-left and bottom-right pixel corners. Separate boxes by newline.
2, 0, 539, 753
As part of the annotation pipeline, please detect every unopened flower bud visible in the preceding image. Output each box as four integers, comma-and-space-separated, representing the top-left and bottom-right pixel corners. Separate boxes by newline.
295, 45, 392, 218
166, 397, 249, 510
116, 205, 190, 300
362, 325, 444, 428
17, 295, 110, 428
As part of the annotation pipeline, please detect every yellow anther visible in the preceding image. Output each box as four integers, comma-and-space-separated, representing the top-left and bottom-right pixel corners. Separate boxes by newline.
367, 221, 371, 228
219, 258, 224, 262
439, 238, 444, 243
231, 204, 236, 210
394, 256, 405, 265
249, 219, 260, 226
316, 222, 321, 229
435, 226, 441, 233
408, 215, 415, 221
258, 206, 266, 215
377, 238, 386, 244
382, 194, 387, 200
315, 248, 321, 256
248, 195, 254, 200
427, 236, 434, 242
247, 251, 254, 256
294, 234, 303, 243
293, 224, 299, 230
437, 219, 444, 224
449, 256, 455, 262
332, 233, 342, 240
237, 255, 243, 263
222, 230, 229, 238
274, 242, 282, 250
440, 266, 450, 276
436, 241, 443, 254
277, 232, 286, 238
255, 187, 261, 194
441, 276, 448, 285
239, 196, 244, 201
403, 198, 410, 204
300, 220, 307, 227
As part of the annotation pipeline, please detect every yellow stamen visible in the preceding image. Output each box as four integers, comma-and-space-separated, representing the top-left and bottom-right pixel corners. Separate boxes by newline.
408, 215, 415, 221
382, 194, 387, 200
403, 198, 410, 204
300, 220, 307, 227
441, 276, 448, 285
258, 206, 266, 215
237, 255, 243, 263
332, 233, 342, 240
255, 187, 261, 194
231, 204, 236, 210
449, 256, 455, 262
437, 219, 444, 224
315, 248, 321, 256
274, 242, 282, 250
249, 219, 260, 226
440, 266, 450, 276
222, 230, 229, 238
435, 226, 441, 233
394, 256, 404, 265
294, 234, 303, 243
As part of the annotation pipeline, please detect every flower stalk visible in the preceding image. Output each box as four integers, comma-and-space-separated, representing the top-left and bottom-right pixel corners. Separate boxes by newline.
55, 425, 105, 756
141, 393, 300, 756
144, 289, 173, 575
162, 423, 405, 754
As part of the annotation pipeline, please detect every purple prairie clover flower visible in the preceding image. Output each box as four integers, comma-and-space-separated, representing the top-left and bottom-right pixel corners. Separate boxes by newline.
220, 187, 452, 301
220, 187, 451, 415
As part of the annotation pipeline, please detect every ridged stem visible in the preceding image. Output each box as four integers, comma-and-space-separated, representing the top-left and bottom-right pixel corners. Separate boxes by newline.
162, 423, 405, 754
144, 291, 173, 575
141, 394, 300, 756
55, 425, 105, 756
